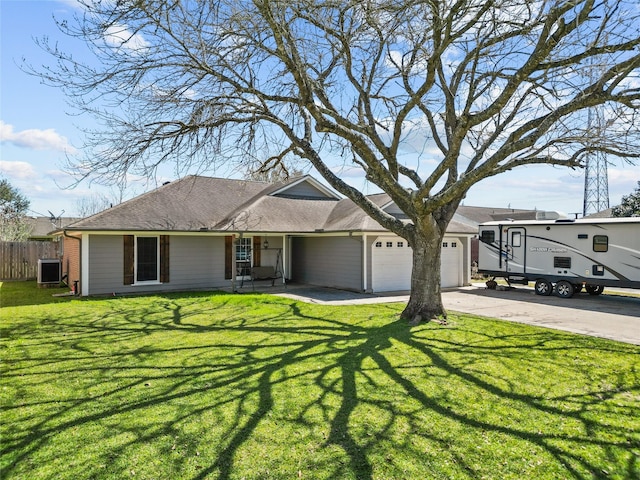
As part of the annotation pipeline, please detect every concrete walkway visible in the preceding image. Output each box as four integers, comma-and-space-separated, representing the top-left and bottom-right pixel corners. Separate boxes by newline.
269, 284, 640, 345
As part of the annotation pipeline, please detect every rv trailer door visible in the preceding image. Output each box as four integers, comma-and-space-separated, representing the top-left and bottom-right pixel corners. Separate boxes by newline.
504, 227, 526, 275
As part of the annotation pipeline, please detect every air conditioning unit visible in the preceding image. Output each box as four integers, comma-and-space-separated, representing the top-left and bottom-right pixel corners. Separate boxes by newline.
38, 258, 61, 285
535, 211, 568, 221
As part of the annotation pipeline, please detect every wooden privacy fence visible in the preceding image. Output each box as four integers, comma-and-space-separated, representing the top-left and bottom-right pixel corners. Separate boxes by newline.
0, 241, 60, 281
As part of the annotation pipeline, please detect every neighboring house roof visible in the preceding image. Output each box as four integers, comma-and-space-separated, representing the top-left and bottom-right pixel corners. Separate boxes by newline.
584, 208, 614, 218
63, 175, 529, 236
455, 206, 539, 224
26, 217, 82, 239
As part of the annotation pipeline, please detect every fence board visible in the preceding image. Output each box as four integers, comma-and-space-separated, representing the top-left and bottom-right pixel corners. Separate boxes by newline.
0, 241, 60, 281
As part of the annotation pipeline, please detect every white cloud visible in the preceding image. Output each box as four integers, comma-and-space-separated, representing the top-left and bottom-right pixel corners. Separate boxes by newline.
55, 0, 83, 9
0, 161, 37, 180
607, 164, 640, 204
0, 121, 77, 153
104, 23, 150, 54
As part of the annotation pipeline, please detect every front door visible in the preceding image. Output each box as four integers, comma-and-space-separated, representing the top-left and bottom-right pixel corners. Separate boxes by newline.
504, 227, 526, 274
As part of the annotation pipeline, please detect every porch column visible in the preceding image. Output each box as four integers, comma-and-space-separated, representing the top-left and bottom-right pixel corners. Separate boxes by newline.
81, 233, 89, 296
362, 234, 368, 292
282, 235, 288, 284
231, 234, 237, 292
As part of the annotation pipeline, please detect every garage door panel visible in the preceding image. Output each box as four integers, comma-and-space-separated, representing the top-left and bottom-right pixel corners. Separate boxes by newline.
441, 239, 461, 288
371, 238, 411, 292
372, 236, 461, 292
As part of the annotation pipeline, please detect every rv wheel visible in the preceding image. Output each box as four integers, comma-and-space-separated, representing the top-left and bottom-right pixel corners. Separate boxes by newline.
586, 284, 604, 296
555, 280, 575, 298
534, 279, 553, 296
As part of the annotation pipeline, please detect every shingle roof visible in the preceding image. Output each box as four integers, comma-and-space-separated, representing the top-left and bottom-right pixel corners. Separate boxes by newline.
212, 195, 339, 232
67, 176, 283, 231
27, 217, 82, 238
455, 205, 538, 224
64, 175, 508, 235
584, 208, 614, 218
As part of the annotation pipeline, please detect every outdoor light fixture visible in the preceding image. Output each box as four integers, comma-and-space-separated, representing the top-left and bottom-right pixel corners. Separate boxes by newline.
263, 238, 269, 249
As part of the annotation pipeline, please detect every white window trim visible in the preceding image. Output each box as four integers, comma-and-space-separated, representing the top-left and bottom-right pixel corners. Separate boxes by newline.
134, 235, 161, 285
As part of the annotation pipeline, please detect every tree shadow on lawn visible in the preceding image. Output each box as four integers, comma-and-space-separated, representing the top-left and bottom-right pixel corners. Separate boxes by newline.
2, 292, 639, 480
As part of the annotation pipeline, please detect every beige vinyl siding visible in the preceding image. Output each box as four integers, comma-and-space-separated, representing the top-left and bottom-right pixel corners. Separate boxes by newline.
88, 235, 124, 294
170, 236, 226, 289
291, 236, 362, 291
88, 234, 227, 295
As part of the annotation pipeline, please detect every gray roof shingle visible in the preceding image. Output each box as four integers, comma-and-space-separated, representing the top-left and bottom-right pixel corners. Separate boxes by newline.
64, 175, 522, 235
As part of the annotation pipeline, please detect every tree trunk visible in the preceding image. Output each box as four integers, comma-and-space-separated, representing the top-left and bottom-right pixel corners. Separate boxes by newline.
401, 218, 447, 325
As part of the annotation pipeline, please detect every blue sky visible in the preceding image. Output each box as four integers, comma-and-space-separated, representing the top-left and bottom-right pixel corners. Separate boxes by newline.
1, 0, 639, 218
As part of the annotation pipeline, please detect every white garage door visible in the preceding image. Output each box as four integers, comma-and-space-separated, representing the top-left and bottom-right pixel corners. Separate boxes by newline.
371, 236, 461, 292
441, 239, 462, 288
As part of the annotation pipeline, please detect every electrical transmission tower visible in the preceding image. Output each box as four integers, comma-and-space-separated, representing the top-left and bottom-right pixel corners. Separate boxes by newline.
582, 147, 610, 216
582, 63, 610, 217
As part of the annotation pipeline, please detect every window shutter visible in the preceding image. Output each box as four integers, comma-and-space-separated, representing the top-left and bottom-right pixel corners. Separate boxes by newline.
160, 235, 170, 283
253, 236, 261, 267
224, 236, 233, 279
123, 235, 134, 285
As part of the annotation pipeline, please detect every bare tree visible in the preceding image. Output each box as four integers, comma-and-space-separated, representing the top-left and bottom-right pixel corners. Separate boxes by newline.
31, 0, 640, 322
75, 193, 113, 217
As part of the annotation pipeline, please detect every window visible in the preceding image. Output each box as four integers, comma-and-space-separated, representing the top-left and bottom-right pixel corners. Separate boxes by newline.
386, 241, 393, 247
593, 235, 608, 252
442, 242, 448, 248
124, 235, 169, 285
511, 232, 521, 247
136, 236, 159, 282
554, 257, 571, 269
397, 241, 404, 247
480, 230, 495, 243
236, 237, 252, 278
451, 242, 457, 248
375, 241, 382, 248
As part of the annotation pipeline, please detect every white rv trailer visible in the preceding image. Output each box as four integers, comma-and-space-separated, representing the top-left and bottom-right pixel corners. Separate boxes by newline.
477, 216, 640, 297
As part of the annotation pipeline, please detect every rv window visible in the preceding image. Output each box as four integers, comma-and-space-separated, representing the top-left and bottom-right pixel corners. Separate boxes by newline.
593, 235, 608, 252
480, 230, 495, 243
554, 257, 571, 269
511, 232, 522, 247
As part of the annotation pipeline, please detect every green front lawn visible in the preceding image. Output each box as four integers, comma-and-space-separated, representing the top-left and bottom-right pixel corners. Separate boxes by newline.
1, 282, 639, 479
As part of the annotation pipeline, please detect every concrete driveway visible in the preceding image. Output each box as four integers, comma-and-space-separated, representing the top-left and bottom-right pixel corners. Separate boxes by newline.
273, 284, 640, 345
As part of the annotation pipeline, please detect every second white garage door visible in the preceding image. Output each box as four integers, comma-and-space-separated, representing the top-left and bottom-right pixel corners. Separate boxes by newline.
371, 236, 462, 292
